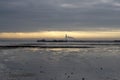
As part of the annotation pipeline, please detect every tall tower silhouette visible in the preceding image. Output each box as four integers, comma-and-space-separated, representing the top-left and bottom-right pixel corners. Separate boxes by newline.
65, 34, 68, 41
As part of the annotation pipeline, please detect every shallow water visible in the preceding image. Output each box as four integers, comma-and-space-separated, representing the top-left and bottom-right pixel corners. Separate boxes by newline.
0, 44, 120, 80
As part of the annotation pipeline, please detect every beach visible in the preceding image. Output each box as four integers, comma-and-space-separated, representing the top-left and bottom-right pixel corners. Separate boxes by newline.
0, 42, 120, 80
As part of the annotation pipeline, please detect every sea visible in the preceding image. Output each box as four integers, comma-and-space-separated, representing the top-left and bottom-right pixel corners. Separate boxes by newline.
0, 40, 120, 80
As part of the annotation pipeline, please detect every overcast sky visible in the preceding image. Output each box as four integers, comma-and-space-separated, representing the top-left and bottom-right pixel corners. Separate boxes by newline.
0, 0, 120, 32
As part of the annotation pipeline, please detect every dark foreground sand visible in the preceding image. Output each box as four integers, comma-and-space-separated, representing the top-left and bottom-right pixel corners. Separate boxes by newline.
0, 45, 120, 80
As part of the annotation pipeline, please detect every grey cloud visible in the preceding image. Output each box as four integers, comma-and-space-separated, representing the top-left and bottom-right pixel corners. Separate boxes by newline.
0, 0, 120, 32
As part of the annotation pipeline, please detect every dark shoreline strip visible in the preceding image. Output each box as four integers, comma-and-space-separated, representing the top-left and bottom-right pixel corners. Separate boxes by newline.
0, 45, 94, 49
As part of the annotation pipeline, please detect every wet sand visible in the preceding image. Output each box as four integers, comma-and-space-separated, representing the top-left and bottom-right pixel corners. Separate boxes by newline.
0, 45, 120, 80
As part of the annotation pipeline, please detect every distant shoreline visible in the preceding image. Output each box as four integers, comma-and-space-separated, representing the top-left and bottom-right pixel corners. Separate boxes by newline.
37, 40, 120, 42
